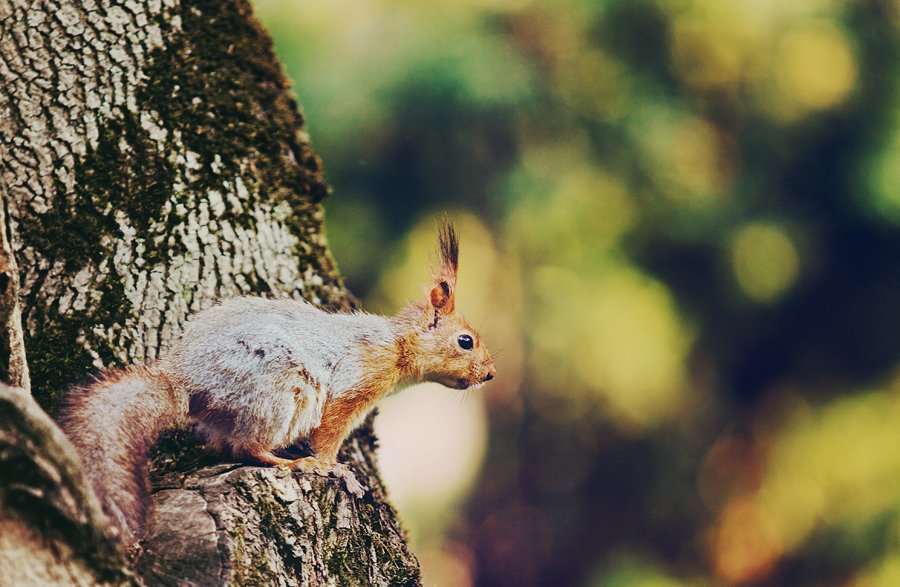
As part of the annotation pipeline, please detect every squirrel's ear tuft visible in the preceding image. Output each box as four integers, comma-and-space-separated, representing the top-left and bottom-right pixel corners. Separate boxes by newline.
438, 218, 459, 281
428, 217, 458, 317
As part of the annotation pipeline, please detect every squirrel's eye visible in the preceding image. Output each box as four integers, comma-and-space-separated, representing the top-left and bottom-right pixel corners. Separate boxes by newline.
457, 334, 474, 350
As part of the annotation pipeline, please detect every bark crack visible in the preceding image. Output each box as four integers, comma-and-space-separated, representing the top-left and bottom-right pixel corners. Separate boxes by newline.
197, 481, 231, 585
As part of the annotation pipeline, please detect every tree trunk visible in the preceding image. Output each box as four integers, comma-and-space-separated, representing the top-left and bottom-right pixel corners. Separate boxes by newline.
0, 0, 420, 584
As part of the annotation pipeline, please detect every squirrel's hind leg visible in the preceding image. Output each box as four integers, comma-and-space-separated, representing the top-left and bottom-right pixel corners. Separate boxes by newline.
236, 446, 297, 468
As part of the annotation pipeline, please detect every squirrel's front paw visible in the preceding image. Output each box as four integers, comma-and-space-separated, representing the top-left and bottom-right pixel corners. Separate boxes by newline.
285, 457, 366, 497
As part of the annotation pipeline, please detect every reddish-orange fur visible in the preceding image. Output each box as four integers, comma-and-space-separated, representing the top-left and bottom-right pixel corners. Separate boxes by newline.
272, 220, 495, 473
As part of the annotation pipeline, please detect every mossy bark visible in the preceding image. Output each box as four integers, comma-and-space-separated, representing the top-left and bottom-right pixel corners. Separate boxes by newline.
0, 0, 420, 584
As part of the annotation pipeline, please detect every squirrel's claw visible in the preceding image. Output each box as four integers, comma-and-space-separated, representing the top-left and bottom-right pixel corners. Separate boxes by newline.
285, 457, 366, 497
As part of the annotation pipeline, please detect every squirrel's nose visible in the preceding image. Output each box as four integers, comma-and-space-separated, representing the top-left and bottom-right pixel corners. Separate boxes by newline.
483, 365, 496, 382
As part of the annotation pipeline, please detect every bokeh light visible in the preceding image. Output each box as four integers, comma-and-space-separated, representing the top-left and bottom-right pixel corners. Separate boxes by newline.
773, 22, 857, 113
730, 222, 800, 303
530, 264, 693, 429
376, 383, 488, 538
253, 0, 900, 584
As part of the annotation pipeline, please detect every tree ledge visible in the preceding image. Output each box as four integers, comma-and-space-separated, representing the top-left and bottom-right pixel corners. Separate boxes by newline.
139, 424, 420, 587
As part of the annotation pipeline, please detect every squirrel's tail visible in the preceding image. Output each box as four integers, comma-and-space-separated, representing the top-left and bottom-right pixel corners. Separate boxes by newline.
60, 364, 186, 550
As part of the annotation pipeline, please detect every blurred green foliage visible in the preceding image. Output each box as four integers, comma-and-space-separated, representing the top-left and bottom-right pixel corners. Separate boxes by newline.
254, 0, 900, 585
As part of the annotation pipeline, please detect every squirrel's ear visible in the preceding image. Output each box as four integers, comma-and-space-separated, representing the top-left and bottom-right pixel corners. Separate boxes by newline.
429, 279, 455, 315
428, 219, 458, 316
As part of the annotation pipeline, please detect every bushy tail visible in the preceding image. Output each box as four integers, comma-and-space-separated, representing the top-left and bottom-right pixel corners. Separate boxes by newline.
60, 365, 186, 551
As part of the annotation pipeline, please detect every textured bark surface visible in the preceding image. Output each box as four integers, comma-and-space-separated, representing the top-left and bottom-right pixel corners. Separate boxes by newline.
0, 0, 420, 584
0, 175, 29, 391
0, 0, 342, 413
140, 416, 414, 587
0, 384, 132, 585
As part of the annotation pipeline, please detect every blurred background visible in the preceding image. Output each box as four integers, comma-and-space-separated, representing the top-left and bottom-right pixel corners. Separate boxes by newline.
254, 1, 900, 585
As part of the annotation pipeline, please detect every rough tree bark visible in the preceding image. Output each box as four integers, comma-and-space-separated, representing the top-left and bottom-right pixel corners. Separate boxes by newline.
0, 0, 420, 585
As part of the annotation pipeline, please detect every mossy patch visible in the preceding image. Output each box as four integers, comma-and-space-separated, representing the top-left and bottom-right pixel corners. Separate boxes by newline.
135, 0, 346, 305
25, 109, 176, 276
27, 267, 135, 415
149, 426, 222, 487
139, 0, 329, 219
229, 521, 274, 587
24, 105, 177, 412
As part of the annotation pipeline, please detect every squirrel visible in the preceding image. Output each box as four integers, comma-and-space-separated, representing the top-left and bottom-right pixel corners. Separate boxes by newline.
59, 220, 496, 552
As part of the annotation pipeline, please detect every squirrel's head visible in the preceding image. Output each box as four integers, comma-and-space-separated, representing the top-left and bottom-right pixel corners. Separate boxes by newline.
394, 220, 496, 390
